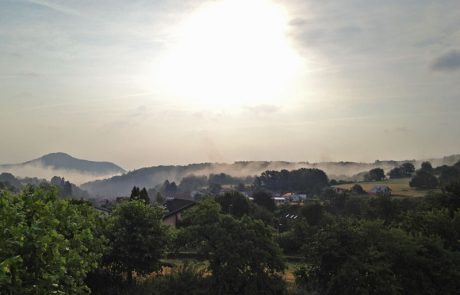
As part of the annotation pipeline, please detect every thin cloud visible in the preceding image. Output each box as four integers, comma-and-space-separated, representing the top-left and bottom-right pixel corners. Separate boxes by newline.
28, 0, 81, 17
431, 50, 460, 72
243, 104, 281, 115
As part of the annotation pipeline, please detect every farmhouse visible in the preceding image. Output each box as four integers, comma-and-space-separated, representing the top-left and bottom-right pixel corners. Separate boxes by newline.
162, 198, 196, 227
369, 185, 392, 196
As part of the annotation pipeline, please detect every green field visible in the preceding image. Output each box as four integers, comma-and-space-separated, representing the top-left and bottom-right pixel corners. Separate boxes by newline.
334, 178, 440, 197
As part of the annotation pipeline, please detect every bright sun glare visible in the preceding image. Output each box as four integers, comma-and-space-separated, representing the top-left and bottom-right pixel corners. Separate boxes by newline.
156, 0, 301, 108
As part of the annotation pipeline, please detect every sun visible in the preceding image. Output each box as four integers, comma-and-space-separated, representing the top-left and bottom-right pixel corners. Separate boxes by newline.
155, 0, 301, 108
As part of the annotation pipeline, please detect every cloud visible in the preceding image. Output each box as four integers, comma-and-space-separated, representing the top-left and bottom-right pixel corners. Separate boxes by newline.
243, 104, 280, 115
28, 0, 81, 17
431, 50, 460, 72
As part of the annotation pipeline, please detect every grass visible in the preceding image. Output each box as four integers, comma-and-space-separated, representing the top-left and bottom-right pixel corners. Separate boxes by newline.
334, 178, 440, 197
161, 256, 303, 284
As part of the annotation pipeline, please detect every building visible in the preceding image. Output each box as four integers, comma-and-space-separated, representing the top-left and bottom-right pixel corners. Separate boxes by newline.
162, 198, 196, 226
369, 185, 392, 196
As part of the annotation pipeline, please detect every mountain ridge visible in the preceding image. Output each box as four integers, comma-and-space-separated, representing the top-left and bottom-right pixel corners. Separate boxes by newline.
0, 152, 126, 176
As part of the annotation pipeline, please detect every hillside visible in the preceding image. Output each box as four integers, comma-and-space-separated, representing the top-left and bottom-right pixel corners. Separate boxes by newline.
0, 152, 125, 184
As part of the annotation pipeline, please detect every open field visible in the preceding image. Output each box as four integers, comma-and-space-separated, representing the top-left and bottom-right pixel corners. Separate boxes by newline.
334, 178, 440, 197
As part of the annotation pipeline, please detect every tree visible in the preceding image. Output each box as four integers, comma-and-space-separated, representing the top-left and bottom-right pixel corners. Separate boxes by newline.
216, 191, 251, 218
350, 184, 366, 195
420, 161, 433, 172
130, 186, 140, 199
130, 186, 149, 204
438, 166, 460, 188
104, 200, 169, 282
389, 167, 404, 179
252, 190, 276, 212
0, 186, 104, 294
300, 202, 324, 226
178, 175, 208, 192
181, 199, 286, 295
296, 218, 460, 295
162, 180, 178, 196
139, 188, 150, 204
254, 168, 329, 195
401, 162, 415, 175
410, 170, 438, 189
364, 168, 385, 181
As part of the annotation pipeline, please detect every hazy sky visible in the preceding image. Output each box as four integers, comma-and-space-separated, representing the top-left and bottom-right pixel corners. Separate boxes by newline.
1, 0, 460, 169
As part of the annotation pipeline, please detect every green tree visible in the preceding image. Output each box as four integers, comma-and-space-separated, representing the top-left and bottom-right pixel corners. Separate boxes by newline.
0, 186, 105, 294
300, 202, 324, 226
215, 191, 251, 218
139, 187, 150, 204
410, 170, 438, 189
104, 200, 169, 282
252, 190, 276, 212
350, 184, 366, 194
181, 198, 286, 295
420, 161, 433, 172
130, 186, 140, 199
297, 218, 460, 295
401, 162, 415, 175
364, 168, 385, 181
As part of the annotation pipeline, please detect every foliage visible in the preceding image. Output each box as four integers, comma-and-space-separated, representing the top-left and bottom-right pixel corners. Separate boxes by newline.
252, 190, 276, 212
296, 218, 460, 295
104, 200, 170, 281
178, 175, 208, 192
180, 198, 286, 295
215, 191, 251, 218
130, 186, 150, 204
300, 202, 324, 226
389, 163, 415, 179
364, 168, 385, 181
350, 184, 366, 194
254, 168, 329, 195
420, 161, 433, 172
410, 170, 438, 189
161, 180, 178, 196
0, 186, 105, 294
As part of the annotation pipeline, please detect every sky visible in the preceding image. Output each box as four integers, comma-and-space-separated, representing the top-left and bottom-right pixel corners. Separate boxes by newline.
1, 0, 460, 170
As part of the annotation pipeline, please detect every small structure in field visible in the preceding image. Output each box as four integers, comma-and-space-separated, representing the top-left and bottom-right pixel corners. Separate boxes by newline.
369, 185, 392, 196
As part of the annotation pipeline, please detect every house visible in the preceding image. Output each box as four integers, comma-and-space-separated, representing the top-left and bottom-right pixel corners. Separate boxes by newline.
272, 197, 287, 206
369, 185, 392, 196
162, 198, 196, 227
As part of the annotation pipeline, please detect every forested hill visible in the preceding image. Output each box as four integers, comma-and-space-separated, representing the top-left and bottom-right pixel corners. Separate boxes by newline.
0, 153, 125, 183
81, 155, 460, 197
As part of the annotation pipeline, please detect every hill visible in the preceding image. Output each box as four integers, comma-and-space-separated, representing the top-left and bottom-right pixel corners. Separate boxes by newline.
0, 152, 125, 184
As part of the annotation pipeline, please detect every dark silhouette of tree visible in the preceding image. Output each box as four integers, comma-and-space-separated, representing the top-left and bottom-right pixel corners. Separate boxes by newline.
364, 168, 385, 181
216, 191, 251, 218
252, 191, 276, 212
130, 186, 140, 199
139, 187, 150, 204
420, 161, 433, 172
350, 184, 366, 194
254, 168, 328, 195
410, 171, 438, 189
300, 202, 324, 226
401, 162, 415, 175
104, 200, 170, 283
